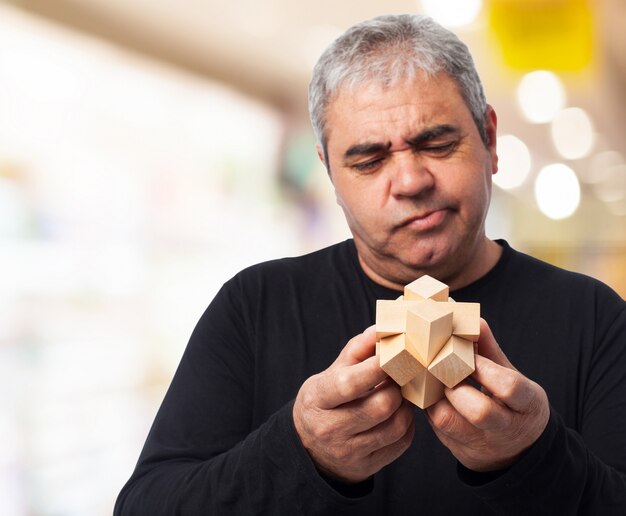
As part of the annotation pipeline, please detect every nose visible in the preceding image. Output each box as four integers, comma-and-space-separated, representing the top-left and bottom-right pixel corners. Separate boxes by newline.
389, 152, 435, 198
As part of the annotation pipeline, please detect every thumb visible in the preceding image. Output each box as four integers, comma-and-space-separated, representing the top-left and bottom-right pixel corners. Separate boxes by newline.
476, 318, 517, 371
334, 325, 378, 367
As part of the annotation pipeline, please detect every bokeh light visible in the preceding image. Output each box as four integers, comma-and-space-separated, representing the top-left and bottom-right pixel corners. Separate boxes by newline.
584, 150, 624, 184
592, 164, 626, 203
517, 71, 566, 123
551, 107, 594, 160
534, 163, 581, 219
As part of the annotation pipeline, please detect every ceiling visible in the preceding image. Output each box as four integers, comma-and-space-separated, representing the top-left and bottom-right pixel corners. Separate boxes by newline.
3, 0, 626, 230
4, 0, 625, 114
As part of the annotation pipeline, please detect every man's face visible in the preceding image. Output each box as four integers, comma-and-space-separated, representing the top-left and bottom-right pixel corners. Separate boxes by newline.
321, 72, 498, 289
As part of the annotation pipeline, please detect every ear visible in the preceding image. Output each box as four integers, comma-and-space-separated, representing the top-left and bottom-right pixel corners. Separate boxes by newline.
316, 142, 344, 206
315, 143, 326, 166
485, 105, 498, 175
316, 143, 332, 180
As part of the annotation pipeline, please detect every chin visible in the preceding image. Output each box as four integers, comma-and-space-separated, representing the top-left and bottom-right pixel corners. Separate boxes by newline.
401, 242, 460, 273
402, 238, 448, 262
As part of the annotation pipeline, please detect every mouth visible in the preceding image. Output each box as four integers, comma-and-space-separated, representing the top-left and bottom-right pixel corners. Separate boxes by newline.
397, 209, 449, 232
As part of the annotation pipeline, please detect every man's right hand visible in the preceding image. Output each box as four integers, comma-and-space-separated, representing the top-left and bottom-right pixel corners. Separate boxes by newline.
292, 325, 415, 484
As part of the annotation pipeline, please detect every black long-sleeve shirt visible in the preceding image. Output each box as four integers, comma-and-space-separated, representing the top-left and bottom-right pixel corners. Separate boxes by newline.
115, 240, 626, 515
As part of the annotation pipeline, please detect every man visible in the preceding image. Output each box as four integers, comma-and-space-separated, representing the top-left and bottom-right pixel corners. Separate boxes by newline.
115, 15, 626, 515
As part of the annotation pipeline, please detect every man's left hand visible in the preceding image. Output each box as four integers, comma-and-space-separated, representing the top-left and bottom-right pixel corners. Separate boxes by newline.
426, 319, 550, 472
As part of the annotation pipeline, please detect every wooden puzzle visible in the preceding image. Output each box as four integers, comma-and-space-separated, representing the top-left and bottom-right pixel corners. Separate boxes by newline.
376, 275, 479, 409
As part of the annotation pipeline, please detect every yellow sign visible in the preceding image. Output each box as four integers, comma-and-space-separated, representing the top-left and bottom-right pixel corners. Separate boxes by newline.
488, 0, 594, 71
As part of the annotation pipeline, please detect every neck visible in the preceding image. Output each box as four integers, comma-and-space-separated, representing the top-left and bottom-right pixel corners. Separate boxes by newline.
357, 238, 502, 292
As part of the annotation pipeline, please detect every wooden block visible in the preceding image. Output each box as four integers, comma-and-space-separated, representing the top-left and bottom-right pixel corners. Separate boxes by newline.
375, 299, 425, 339
405, 300, 453, 365
379, 334, 425, 386
404, 275, 449, 302
434, 302, 480, 341
451, 302, 480, 341
401, 368, 446, 409
375, 341, 380, 356
428, 335, 475, 388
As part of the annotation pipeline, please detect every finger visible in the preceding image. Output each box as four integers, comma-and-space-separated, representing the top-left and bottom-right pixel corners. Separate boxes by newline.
470, 355, 537, 413
476, 319, 516, 371
425, 395, 472, 437
443, 380, 511, 431
317, 355, 389, 408
333, 412, 415, 484
353, 401, 415, 454
425, 396, 497, 454
333, 326, 378, 367
371, 419, 415, 467
338, 380, 405, 434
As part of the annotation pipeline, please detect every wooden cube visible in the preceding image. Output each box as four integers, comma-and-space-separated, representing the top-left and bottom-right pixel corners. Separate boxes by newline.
374, 274, 481, 410
428, 335, 475, 388
401, 368, 446, 409
375, 299, 426, 339
405, 300, 453, 366
404, 275, 449, 302
379, 334, 425, 386
434, 302, 480, 341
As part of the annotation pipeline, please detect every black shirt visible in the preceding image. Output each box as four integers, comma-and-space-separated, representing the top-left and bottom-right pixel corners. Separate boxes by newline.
115, 240, 626, 515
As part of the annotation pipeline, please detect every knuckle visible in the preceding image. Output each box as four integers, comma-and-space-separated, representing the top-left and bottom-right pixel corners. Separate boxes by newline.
363, 425, 389, 452
369, 391, 399, 420
334, 439, 355, 464
300, 384, 317, 409
525, 382, 549, 415
370, 431, 388, 451
470, 401, 493, 428
499, 371, 522, 399
334, 370, 353, 399
389, 410, 412, 441
314, 419, 335, 441
430, 406, 457, 434
372, 418, 406, 449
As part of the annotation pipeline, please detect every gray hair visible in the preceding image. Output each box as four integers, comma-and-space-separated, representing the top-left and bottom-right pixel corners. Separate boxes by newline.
308, 14, 488, 160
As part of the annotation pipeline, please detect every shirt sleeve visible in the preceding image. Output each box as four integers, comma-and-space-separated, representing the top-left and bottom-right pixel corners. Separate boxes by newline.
460, 285, 626, 516
459, 409, 626, 515
113, 278, 369, 515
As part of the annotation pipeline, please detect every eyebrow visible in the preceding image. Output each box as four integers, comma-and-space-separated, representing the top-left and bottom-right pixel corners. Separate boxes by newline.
344, 142, 391, 159
406, 124, 460, 147
342, 124, 460, 160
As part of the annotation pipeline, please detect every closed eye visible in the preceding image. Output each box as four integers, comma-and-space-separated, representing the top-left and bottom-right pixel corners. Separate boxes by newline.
352, 158, 384, 173
421, 141, 458, 156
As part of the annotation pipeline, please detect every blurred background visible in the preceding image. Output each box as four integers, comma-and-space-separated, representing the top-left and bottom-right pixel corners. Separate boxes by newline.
0, 0, 624, 513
